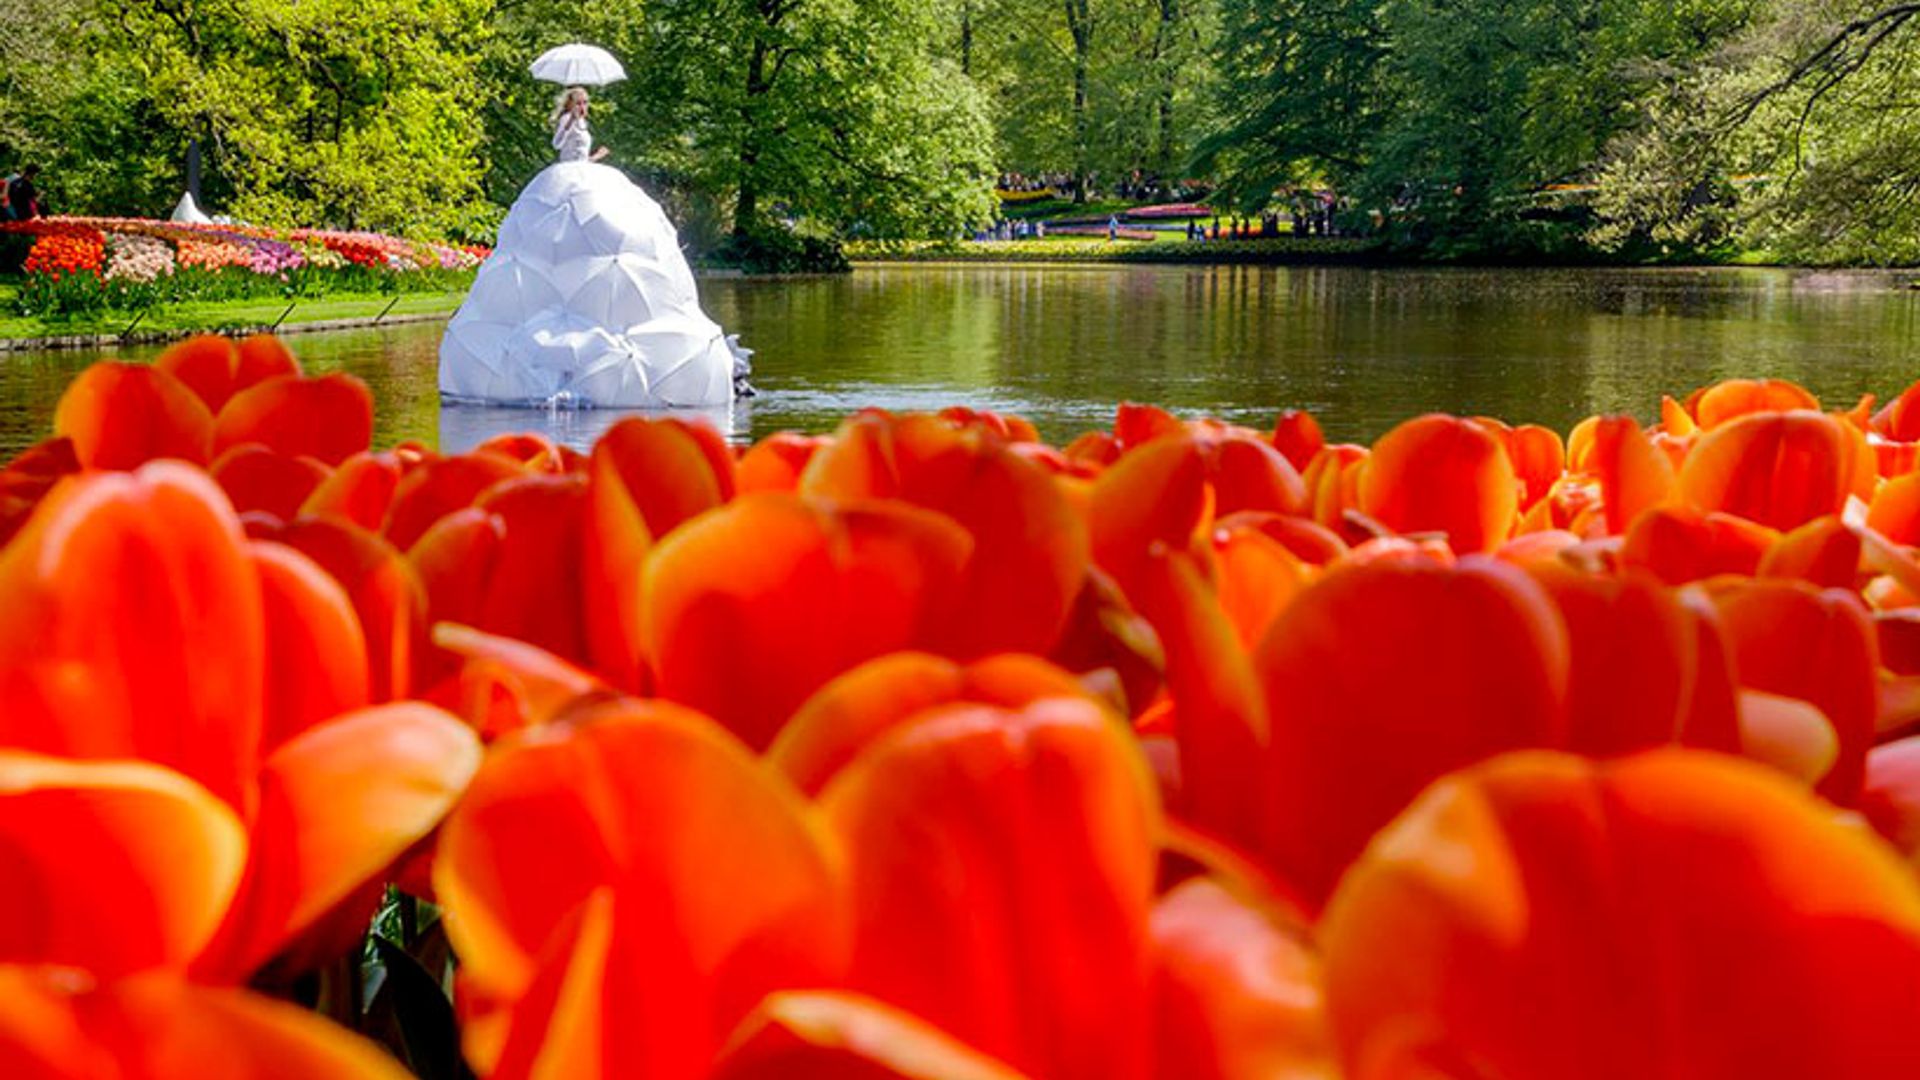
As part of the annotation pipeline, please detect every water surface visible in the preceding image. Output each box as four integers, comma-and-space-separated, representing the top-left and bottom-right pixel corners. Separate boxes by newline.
4, 263, 1918, 457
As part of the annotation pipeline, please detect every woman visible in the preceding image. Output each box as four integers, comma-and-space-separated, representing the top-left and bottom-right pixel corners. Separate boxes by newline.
440, 85, 749, 408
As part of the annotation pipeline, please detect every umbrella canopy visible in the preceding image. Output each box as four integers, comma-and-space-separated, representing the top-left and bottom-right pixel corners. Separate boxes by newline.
530, 44, 626, 86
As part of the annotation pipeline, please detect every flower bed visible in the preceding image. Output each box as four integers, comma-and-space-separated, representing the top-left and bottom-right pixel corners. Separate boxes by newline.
6, 336, 1920, 1074
1125, 201, 1214, 219
1, 216, 486, 316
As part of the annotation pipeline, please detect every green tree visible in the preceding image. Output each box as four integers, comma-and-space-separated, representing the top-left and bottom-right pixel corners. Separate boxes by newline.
611, 0, 996, 239
1594, 1, 1920, 264
101, 0, 494, 236
1196, 0, 1383, 211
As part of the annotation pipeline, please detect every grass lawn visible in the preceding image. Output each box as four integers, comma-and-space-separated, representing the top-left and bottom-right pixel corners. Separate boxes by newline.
0, 286, 467, 343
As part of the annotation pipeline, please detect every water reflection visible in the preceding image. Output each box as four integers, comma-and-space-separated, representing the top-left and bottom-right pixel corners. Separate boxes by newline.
3, 264, 1918, 458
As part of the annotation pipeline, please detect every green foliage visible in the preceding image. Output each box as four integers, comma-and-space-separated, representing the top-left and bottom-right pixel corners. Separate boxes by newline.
960, 0, 1219, 191
1201, 0, 1760, 257
1595, 0, 1920, 266
615, 0, 997, 238
704, 223, 853, 273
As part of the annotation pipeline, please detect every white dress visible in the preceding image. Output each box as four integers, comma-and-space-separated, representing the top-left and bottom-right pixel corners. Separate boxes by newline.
439, 113, 748, 407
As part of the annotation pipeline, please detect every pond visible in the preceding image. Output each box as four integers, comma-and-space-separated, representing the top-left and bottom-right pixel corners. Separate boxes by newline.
4, 262, 1919, 458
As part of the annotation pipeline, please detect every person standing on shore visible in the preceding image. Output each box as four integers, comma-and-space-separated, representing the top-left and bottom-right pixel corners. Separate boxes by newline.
6, 166, 43, 220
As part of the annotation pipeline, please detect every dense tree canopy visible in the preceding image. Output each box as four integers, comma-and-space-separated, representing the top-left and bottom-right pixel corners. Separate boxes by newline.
4, 0, 1920, 260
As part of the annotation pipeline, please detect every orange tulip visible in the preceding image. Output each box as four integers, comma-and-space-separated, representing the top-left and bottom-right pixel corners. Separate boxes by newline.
713, 991, 1033, 1079
1271, 409, 1325, 472
1151, 878, 1336, 1080
1678, 410, 1871, 530
1757, 515, 1861, 588
153, 333, 300, 415
0, 436, 80, 545
299, 450, 406, 531
1586, 415, 1675, 534
53, 361, 213, 468
384, 452, 525, 550
801, 412, 1089, 658
0, 463, 479, 983
1708, 578, 1878, 802
1322, 749, 1920, 1079
768, 651, 1092, 794
1249, 556, 1567, 906
737, 432, 827, 494
210, 443, 331, 522
1620, 504, 1777, 584
1528, 563, 1739, 756
211, 373, 373, 467
1357, 415, 1517, 553
643, 492, 971, 749
433, 698, 847, 1077
819, 697, 1158, 1080
1692, 377, 1820, 428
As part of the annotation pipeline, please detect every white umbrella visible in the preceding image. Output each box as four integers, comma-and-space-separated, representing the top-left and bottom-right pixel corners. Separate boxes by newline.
530, 44, 626, 86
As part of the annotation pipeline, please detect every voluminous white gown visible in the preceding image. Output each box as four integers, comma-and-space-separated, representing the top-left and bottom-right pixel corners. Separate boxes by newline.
439, 114, 746, 407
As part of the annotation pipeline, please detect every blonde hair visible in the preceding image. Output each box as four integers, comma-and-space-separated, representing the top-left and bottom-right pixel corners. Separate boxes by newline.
550, 86, 589, 132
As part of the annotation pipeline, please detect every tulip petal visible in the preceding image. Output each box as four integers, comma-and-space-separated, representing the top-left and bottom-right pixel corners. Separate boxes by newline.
212, 373, 373, 466
434, 700, 846, 1075
299, 451, 403, 531
802, 414, 1090, 658
643, 493, 971, 748
277, 518, 424, 703
1678, 411, 1859, 530
1151, 878, 1337, 1080
0, 463, 263, 812
821, 698, 1159, 1080
0, 966, 412, 1079
1710, 579, 1877, 803
1322, 749, 1920, 1080
591, 417, 735, 538
1528, 564, 1739, 756
384, 454, 525, 550
770, 651, 1090, 795
53, 362, 214, 468
197, 703, 480, 980
250, 541, 370, 750
1588, 416, 1674, 535
1089, 436, 1210, 595
1358, 415, 1516, 554
1251, 557, 1568, 907
153, 334, 302, 415
0, 753, 247, 976
715, 991, 1033, 1080
211, 444, 331, 524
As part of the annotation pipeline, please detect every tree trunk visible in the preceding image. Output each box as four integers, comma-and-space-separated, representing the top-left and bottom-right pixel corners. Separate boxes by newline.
1065, 0, 1091, 202
961, 0, 973, 77
1154, 0, 1178, 179
735, 31, 771, 234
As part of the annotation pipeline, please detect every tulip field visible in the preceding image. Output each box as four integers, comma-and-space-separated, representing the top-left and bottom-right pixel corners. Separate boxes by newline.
9, 333, 1920, 1077
1, 217, 485, 317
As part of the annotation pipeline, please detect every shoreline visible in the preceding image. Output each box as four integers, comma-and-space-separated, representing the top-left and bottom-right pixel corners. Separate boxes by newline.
849, 251, 1920, 276
0, 309, 455, 354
